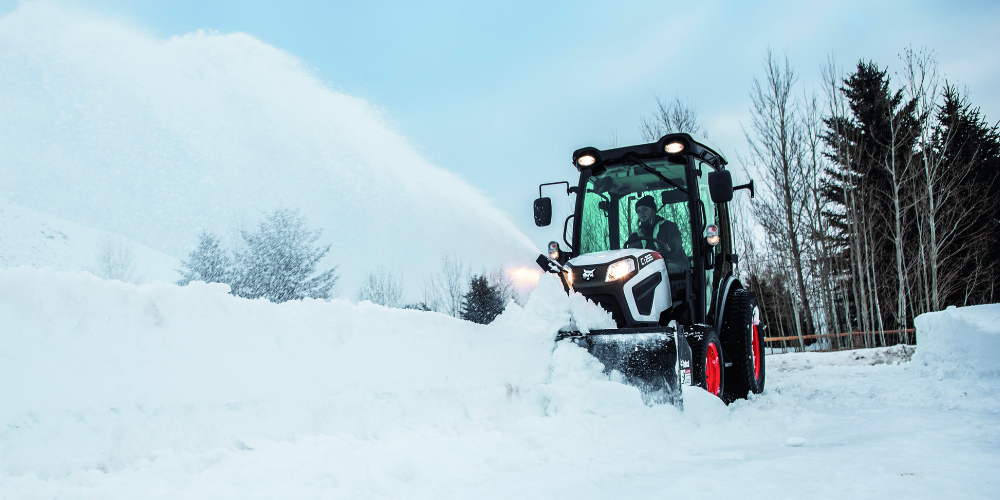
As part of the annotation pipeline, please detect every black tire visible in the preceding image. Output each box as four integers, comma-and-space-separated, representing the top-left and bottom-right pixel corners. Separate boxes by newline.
721, 288, 765, 402
685, 326, 724, 400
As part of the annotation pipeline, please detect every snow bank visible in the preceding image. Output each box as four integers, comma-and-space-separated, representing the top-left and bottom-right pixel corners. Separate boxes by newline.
914, 304, 1000, 379
0, 268, 620, 476
769, 344, 916, 370
4, 270, 1000, 498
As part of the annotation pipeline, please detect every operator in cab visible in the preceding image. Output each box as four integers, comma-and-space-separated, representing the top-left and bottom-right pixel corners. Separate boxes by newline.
627, 195, 690, 272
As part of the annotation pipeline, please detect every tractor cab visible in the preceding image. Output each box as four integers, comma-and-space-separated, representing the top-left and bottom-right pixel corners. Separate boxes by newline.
535, 133, 751, 329
533, 133, 761, 406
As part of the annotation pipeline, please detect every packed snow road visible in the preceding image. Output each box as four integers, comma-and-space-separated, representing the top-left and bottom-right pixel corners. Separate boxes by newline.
0, 267, 997, 499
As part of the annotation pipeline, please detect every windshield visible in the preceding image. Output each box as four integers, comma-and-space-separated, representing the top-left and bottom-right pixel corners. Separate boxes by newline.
579, 159, 693, 271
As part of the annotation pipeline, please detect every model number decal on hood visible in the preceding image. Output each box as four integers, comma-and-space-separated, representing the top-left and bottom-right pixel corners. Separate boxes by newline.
638, 252, 662, 269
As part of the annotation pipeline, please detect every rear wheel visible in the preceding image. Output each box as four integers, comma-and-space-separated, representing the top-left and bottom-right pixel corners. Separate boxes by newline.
721, 288, 766, 402
686, 326, 724, 399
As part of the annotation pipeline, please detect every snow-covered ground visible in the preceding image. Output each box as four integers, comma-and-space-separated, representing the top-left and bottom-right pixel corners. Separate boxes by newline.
0, 268, 997, 499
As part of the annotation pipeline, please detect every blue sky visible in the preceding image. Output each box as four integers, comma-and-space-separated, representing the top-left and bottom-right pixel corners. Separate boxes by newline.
3, 0, 998, 246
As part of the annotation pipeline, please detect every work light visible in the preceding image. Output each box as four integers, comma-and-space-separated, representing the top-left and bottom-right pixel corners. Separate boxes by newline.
706, 224, 720, 246
664, 141, 685, 154
548, 241, 561, 260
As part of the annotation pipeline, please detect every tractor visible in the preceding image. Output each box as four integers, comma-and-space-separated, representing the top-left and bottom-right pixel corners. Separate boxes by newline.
533, 133, 764, 406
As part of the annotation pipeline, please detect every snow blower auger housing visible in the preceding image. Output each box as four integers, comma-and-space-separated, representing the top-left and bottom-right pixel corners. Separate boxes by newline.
533, 133, 765, 407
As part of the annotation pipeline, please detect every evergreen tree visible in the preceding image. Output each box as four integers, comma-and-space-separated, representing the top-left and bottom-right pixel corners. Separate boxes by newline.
460, 275, 506, 325
930, 84, 1000, 305
821, 60, 920, 330
229, 208, 339, 302
176, 231, 232, 286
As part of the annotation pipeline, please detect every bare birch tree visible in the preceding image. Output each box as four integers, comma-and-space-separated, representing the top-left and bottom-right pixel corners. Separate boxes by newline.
801, 91, 841, 343
357, 266, 405, 308
745, 49, 816, 348
640, 96, 705, 141
486, 266, 518, 307
425, 253, 469, 317
95, 235, 142, 284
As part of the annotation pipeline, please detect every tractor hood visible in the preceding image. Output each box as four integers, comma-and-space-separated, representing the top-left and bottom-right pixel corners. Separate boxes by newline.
568, 249, 652, 267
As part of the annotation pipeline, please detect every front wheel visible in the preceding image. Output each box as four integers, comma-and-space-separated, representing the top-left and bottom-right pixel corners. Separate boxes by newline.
721, 288, 766, 402
686, 327, 724, 400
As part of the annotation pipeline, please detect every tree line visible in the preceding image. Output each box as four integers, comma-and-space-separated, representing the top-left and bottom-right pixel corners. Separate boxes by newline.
177, 208, 516, 325
737, 48, 999, 350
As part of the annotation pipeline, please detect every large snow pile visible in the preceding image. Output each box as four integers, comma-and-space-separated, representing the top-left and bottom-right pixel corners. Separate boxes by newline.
2, 268, 998, 498
0, 3, 537, 295
914, 304, 1000, 379
0, 268, 616, 477
0, 198, 180, 283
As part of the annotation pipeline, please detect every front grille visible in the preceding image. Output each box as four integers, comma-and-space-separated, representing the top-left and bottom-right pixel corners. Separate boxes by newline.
632, 272, 662, 316
572, 264, 607, 285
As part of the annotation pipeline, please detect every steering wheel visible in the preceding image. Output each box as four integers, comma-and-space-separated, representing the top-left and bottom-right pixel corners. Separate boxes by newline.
623, 235, 672, 254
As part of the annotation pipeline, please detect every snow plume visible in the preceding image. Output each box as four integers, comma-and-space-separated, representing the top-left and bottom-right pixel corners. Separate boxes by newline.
0, 2, 537, 296
0, 198, 180, 283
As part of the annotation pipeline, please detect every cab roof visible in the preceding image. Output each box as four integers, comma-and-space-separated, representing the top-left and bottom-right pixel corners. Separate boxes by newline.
572, 133, 728, 172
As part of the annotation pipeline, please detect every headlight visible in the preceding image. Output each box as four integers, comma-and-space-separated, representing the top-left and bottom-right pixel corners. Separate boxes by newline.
563, 268, 574, 288
577, 154, 596, 167
664, 141, 685, 154
706, 224, 720, 246
605, 258, 636, 281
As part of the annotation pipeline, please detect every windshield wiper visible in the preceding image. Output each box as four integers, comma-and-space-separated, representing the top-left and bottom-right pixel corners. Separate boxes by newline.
625, 153, 688, 194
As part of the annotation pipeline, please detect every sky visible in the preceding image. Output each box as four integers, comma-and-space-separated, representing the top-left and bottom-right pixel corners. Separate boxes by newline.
1, 0, 998, 250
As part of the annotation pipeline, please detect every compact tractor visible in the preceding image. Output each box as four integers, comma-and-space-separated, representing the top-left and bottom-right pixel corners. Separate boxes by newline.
534, 133, 764, 406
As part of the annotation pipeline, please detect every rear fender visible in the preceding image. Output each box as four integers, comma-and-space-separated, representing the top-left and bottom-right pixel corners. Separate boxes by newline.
714, 274, 742, 336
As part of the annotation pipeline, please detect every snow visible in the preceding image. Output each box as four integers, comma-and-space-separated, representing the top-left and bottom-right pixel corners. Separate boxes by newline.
785, 436, 807, 447
1, 269, 998, 498
0, 198, 180, 284
914, 304, 1000, 379
0, 2, 538, 298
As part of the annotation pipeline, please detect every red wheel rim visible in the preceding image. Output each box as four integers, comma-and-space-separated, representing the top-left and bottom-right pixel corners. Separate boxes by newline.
706, 342, 721, 396
751, 306, 761, 382
752, 322, 761, 380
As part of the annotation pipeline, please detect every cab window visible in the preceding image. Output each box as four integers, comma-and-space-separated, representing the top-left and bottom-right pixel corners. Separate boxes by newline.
579, 160, 693, 271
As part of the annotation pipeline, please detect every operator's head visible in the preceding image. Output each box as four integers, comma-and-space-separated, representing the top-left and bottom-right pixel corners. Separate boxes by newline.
636, 195, 656, 223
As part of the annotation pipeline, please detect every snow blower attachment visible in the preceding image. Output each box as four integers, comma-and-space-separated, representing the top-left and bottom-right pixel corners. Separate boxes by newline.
534, 133, 764, 407
558, 326, 692, 406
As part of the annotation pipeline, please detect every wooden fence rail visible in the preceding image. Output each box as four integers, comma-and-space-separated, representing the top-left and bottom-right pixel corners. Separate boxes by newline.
764, 329, 916, 352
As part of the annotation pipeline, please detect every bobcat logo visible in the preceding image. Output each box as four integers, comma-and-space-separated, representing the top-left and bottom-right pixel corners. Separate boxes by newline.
582, 269, 595, 280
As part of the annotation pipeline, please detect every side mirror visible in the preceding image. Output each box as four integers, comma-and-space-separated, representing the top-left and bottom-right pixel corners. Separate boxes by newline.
708, 170, 734, 203
533, 197, 552, 227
